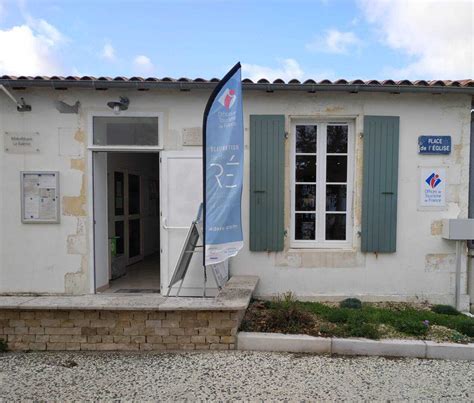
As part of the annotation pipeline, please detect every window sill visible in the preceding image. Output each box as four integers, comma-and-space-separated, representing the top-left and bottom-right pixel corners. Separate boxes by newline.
289, 242, 353, 250
287, 246, 355, 252
275, 247, 364, 268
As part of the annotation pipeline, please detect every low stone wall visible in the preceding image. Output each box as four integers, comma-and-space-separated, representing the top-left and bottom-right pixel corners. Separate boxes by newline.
0, 276, 258, 351
1, 309, 244, 351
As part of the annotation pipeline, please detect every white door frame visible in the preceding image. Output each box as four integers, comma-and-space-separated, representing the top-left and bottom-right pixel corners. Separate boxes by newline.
87, 110, 164, 293
91, 151, 109, 292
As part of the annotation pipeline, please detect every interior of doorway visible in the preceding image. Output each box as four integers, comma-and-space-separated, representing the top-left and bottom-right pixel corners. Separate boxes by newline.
93, 151, 161, 293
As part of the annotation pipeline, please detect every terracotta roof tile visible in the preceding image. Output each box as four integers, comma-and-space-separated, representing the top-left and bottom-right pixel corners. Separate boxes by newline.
0, 75, 472, 93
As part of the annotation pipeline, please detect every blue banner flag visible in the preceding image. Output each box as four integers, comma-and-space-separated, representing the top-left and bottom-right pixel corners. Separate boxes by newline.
203, 62, 244, 266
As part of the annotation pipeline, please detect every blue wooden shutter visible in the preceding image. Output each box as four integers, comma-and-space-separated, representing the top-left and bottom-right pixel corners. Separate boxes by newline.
250, 115, 285, 251
361, 116, 400, 253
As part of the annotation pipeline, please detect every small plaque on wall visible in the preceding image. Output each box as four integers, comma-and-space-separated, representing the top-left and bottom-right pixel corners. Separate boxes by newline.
21, 171, 60, 223
182, 127, 202, 146
4, 132, 40, 153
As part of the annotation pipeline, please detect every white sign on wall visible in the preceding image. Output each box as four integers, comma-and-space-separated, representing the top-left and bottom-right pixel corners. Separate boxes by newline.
21, 171, 60, 223
419, 167, 446, 208
4, 132, 40, 153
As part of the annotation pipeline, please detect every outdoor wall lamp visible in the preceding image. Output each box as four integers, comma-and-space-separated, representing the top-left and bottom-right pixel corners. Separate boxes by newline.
107, 96, 129, 114
0, 85, 31, 112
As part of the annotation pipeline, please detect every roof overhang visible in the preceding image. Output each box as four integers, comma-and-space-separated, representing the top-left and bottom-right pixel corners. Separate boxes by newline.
0, 77, 473, 95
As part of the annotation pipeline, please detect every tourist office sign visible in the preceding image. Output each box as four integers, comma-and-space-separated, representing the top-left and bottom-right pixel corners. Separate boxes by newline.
202, 62, 244, 279
419, 166, 446, 209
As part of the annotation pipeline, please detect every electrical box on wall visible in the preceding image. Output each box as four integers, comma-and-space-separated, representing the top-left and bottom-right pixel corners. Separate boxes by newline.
442, 219, 474, 240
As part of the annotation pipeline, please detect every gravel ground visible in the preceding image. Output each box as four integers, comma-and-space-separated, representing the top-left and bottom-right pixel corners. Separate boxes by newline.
1, 351, 473, 401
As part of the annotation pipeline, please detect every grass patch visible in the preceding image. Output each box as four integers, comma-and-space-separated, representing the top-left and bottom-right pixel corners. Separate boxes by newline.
326, 309, 350, 323
347, 320, 380, 339
392, 319, 428, 336
240, 297, 474, 343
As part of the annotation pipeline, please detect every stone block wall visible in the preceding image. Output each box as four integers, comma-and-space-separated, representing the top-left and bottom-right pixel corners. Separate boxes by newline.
0, 309, 245, 351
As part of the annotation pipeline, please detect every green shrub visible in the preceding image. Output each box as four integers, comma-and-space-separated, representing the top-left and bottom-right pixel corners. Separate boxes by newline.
345, 316, 379, 339
0, 338, 7, 352
326, 309, 350, 323
340, 298, 362, 310
431, 304, 460, 316
455, 321, 474, 337
393, 319, 429, 336
348, 323, 380, 339
318, 324, 335, 337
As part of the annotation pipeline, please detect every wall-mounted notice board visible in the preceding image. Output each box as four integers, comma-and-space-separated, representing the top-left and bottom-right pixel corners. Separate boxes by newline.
21, 171, 60, 223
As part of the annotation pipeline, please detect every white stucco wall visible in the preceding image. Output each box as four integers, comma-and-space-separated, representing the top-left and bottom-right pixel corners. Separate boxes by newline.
0, 87, 471, 307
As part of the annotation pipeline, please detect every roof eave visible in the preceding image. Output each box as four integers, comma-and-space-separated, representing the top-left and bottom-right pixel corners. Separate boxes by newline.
0, 79, 473, 95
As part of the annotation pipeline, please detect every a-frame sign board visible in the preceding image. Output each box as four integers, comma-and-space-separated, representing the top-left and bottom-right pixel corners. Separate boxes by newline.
166, 205, 228, 297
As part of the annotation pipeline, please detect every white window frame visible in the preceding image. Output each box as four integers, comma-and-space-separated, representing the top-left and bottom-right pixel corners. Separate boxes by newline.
290, 119, 354, 249
87, 111, 164, 151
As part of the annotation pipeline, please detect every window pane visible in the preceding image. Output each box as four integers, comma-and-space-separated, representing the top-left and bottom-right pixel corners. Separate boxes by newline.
295, 185, 316, 211
296, 155, 316, 182
327, 125, 348, 153
114, 172, 124, 216
295, 213, 316, 240
128, 174, 140, 215
296, 125, 317, 153
326, 185, 347, 211
93, 117, 158, 146
326, 214, 346, 240
326, 156, 347, 182
129, 219, 141, 258
114, 221, 124, 255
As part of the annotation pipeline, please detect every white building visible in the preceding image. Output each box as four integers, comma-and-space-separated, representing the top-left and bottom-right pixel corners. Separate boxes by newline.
0, 76, 473, 311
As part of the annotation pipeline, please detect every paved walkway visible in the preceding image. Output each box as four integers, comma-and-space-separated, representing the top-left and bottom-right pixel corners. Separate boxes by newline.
105, 253, 160, 293
1, 351, 473, 401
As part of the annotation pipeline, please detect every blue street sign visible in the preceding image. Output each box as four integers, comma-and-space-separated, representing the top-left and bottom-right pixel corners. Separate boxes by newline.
418, 136, 451, 154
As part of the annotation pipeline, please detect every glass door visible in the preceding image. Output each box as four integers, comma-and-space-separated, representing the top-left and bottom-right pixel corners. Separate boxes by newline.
127, 173, 143, 264
113, 172, 125, 256
111, 171, 144, 267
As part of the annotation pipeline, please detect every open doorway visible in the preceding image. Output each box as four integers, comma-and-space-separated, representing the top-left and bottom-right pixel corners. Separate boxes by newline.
93, 151, 160, 293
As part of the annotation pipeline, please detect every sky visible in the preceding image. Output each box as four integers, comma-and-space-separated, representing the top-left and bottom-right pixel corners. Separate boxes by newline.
0, 0, 472, 81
